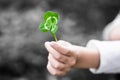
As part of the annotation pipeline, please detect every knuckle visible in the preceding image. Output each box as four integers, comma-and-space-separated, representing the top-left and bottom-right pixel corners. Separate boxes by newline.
54, 63, 60, 69
56, 54, 62, 60
70, 59, 76, 67
57, 46, 61, 50
55, 43, 60, 48
48, 55, 50, 60
64, 49, 70, 55
48, 54, 52, 60
47, 64, 50, 70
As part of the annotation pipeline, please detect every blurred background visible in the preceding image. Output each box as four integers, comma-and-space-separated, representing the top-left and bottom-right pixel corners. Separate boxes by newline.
0, 0, 120, 80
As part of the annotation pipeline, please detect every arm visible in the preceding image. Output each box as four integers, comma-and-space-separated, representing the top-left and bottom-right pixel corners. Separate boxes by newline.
45, 40, 120, 76
72, 46, 100, 69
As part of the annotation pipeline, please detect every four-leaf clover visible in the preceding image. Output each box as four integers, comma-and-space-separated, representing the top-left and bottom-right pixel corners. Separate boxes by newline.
39, 11, 60, 41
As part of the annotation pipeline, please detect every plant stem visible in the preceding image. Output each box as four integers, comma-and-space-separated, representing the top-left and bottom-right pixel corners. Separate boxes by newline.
53, 34, 58, 42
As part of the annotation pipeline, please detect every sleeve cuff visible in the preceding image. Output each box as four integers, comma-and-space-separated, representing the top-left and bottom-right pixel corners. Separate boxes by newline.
86, 40, 120, 74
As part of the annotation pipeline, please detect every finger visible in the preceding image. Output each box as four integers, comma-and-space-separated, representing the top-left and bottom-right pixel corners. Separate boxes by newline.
48, 54, 66, 70
58, 40, 72, 47
47, 62, 66, 76
48, 54, 73, 72
45, 42, 59, 58
50, 42, 71, 56
45, 42, 69, 63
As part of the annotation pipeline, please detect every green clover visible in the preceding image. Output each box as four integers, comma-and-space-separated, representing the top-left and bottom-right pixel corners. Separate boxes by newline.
39, 11, 60, 41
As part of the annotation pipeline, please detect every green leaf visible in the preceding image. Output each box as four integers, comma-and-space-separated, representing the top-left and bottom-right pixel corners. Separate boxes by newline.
51, 17, 58, 24
44, 11, 59, 22
39, 22, 48, 32
51, 25, 58, 34
39, 11, 60, 41
44, 19, 52, 30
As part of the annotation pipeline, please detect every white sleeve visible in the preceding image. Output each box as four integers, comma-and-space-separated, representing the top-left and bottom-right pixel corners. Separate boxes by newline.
86, 40, 120, 74
103, 13, 120, 40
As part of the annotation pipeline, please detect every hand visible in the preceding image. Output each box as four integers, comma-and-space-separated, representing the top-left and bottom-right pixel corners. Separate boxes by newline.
45, 40, 79, 76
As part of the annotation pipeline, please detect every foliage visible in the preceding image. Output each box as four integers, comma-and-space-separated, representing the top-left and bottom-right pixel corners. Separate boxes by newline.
39, 11, 60, 41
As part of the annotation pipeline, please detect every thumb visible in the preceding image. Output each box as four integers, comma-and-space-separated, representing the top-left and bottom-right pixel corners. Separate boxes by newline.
57, 40, 72, 47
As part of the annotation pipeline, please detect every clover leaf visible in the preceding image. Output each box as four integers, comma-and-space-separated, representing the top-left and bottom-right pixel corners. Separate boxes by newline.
39, 11, 60, 41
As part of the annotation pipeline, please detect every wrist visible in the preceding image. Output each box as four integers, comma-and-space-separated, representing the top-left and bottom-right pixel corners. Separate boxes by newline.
74, 47, 100, 69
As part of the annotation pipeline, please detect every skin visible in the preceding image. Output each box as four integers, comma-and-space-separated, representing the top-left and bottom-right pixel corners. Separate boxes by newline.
109, 27, 120, 40
45, 40, 100, 76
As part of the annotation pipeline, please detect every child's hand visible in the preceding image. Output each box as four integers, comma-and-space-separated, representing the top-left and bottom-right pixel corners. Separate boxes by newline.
45, 40, 79, 76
